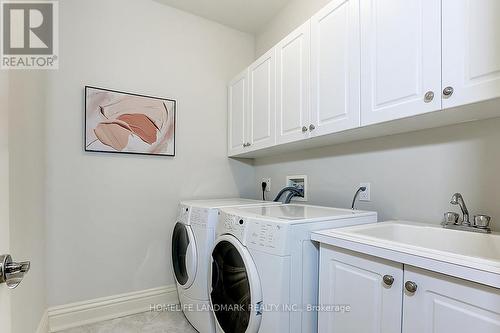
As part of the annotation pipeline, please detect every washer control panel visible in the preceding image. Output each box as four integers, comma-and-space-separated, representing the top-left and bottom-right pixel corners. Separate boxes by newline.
217, 211, 288, 254
218, 212, 247, 242
247, 220, 287, 255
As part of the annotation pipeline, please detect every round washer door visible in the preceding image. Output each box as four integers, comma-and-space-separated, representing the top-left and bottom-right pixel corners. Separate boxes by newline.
171, 222, 197, 288
210, 235, 262, 333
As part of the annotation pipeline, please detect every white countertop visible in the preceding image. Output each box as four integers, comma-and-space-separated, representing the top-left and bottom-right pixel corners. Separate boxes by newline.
312, 221, 500, 289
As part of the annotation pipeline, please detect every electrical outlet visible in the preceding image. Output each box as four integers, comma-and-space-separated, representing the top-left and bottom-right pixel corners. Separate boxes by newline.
286, 175, 308, 201
262, 178, 271, 192
359, 183, 371, 201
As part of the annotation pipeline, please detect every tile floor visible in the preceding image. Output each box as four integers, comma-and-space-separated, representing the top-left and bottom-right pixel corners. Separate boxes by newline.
59, 311, 198, 333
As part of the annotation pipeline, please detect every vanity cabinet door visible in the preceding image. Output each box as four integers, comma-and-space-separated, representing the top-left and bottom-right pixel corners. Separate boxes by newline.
402, 266, 500, 333
227, 70, 248, 156
247, 48, 276, 151
359, 0, 442, 125
442, 0, 500, 109
318, 245, 403, 333
310, 0, 361, 137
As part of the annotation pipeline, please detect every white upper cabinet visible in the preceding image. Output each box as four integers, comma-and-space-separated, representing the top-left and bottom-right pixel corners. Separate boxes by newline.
360, 0, 442, 126
311, 0, 361, 136
247, 49, 276, 151
276, 21, 311, 145
227, 70, 248, 156
318, 246, 403, 333
442, 0, 500, 109
227, 0, 500, 157
403, 266, 500, 333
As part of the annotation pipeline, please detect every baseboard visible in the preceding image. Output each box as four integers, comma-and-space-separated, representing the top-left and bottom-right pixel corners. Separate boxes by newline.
48, 285, 179, 332
36, 310, 49, 333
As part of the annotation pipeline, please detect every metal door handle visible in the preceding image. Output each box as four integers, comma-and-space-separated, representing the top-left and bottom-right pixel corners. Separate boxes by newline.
0, 255, 31, 289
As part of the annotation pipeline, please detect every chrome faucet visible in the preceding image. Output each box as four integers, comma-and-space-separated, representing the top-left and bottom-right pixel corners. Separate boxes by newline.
450, 193, 470, 226
443, 193, 491, 234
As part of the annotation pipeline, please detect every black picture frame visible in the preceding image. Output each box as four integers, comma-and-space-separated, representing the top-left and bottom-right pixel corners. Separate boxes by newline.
84, 86, 176, 157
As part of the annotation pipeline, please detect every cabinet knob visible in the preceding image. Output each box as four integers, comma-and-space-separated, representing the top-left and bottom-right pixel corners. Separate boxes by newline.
405, 281, 418, 293
443, 86, 454, 98
302, 126, 308, 133
424, 91, 434, 103
246, 142, 251, 147
383, 275, 394, 287
309, 124, 316, 131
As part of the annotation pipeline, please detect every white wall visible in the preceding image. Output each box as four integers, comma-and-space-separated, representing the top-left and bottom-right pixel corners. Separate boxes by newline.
255, 118, 500, 231
254, 0, 500, 232
255, 0, 331, 57
45, 0, 255, 306
8, 72, 47, 333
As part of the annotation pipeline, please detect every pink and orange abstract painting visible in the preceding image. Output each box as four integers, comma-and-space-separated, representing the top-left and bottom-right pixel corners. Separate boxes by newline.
85, 86, 176, 156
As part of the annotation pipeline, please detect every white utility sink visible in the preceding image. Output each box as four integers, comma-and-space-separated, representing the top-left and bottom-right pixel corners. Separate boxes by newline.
312, 221, 500, 288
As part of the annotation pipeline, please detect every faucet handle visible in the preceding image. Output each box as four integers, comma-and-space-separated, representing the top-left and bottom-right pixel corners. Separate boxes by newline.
443, 212, 459, 225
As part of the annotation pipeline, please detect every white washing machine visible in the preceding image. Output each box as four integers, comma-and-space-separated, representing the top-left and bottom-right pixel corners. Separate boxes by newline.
172, 199, 282, 333
209, 204, 378, 333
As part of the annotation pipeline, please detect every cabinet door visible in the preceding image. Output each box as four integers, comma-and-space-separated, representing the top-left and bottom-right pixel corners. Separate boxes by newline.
227, 70, 248, 156
311, 0, 360, 137
403, 266, 500, 333
360, 0, 442, 125
318, 245, 403, 333
442, 0, 500, 109
276, 21, 311, 145
248, 49, 276, 151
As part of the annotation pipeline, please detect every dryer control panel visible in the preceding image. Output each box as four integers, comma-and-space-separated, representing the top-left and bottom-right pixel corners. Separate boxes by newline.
190, 207, 209, 226
177, 204, 190, 224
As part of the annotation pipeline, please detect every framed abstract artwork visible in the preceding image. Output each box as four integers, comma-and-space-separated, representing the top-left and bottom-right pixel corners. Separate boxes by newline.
85, 86, 176, 156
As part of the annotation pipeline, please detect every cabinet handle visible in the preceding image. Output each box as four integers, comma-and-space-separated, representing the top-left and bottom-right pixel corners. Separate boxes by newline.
424, 91, 434, 103
309, 124, 316, 131
405, 281, 418, 293
443, 86, 454, 98
302, 126, 308, 133
246, 142, 251, 147
383, 275, 394, 287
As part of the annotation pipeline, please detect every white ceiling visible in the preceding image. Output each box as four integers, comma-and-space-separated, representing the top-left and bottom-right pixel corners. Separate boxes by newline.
153, 0, 291, 33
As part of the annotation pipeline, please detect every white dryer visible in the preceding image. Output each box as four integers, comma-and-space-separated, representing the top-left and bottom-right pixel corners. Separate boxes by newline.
209, 204, 377, 333
172, 199, 281, 333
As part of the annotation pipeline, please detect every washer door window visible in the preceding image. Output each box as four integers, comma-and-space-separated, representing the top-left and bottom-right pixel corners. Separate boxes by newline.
172, 222, 197, 288
210, 236, 262, 333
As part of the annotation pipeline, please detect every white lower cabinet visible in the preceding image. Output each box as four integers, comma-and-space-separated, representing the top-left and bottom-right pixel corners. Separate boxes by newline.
403, 266, 500, 333
318, 245, 500, 333
318, 245, 403, 333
